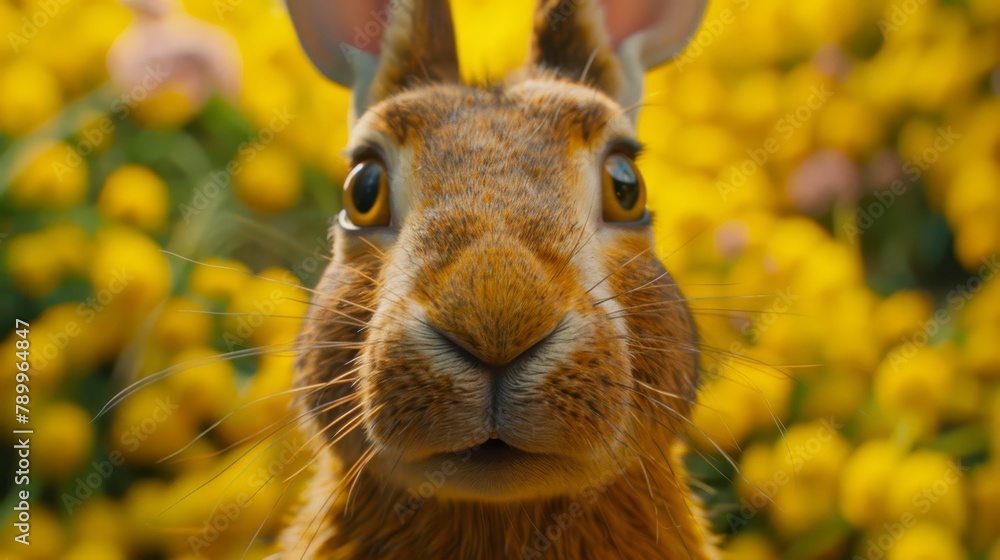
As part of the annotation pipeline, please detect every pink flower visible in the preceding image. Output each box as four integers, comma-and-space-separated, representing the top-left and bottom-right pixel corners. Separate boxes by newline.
107, 0, 241, 110
787, 148, 862, 214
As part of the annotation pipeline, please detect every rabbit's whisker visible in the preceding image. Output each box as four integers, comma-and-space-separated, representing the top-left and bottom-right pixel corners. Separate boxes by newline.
96, 340, 336, 419
157, 381, 331, 464
157, 398, 338, 520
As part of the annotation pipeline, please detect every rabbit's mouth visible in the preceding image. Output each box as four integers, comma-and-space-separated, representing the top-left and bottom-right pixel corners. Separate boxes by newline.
459, 437, 542, 464
395, 438, 590, 501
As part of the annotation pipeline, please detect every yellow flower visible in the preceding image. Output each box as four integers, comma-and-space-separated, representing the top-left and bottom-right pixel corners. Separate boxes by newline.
721, 532, 779, 560
960, 274, 1000, 330
98, 164, 170, 232
89, 226, 171, 317
671, 124, 740, 171
4, 231, 64, 298
232, 145, 303, 214
794, 242, 864, 300
953, 210, 1000, 272
32, 0, 130, 96
188, 257, 251, 300
452, 0, 532, 82
223, 267, 306, 348
874, 346, 956, 418
820, 288, 881, 371
727, 70, 783, 129
121, 479, 170, 549
218, 354, 294, 444
164, 346, 240, 422
839, 440, 903, 528
940, 374, 983, 425
800, 369, 867, 422
990, 391, 1000, 459
62, 540, 127, 560
31, 401, 94, 482
734, 442, 776, 503
240, 65, 297, 130
887, 523, 965, 560
970, 0, 1000, 22
873, 291, 934, 350
772, 419, 850, 486
670, 68, 726, 122
10, 324, 63, 396
772, 483, 837, 538
46, 221, 92, 276
130, 86, 198, 130
4, 223, 91, 298
691, 376, 759, 453
2, 506, 64, 559
108, 386, 197, 467
8, 141, 89, 210
817, 97, 885, 157
0, 57, 62, 136
884, 451, 967, 533
27, 302, 99, 383
150, 297, 213, 351
761, 217, 829, 280
944, 160, 1000, 225
68, 498, 127, 552
971, 462, 1000, 549
787, 0, 859, 46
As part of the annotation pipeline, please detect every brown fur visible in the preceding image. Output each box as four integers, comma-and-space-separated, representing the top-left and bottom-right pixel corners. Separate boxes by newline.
528, 0, 625, 100
370, 0, 462, 102
276, 0, 717, 558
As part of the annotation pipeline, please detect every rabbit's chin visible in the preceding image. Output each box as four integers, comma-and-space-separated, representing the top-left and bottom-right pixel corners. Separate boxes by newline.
382, 442, 621, 502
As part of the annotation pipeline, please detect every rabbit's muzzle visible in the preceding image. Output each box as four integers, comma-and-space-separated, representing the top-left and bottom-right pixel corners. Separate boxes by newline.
355, 234, 636, 500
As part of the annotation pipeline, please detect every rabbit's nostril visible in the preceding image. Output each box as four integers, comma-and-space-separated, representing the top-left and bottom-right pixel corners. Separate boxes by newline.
429, 318, 564, 371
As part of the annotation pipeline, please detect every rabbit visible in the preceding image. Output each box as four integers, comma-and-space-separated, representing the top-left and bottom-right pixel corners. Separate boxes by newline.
277, 0, 716, 558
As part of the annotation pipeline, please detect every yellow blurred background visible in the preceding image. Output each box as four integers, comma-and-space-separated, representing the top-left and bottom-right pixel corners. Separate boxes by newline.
0, 0, 999, 558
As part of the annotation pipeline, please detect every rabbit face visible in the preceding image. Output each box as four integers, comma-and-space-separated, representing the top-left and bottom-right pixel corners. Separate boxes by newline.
296, 79, 698, 501
288, 0, 707, 512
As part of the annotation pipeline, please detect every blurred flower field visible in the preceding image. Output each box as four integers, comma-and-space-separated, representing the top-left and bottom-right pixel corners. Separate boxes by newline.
0, 0, 999, 559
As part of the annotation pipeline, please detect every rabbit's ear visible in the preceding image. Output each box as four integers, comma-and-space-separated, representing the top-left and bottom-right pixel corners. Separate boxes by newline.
287, 0, 460, 120
529, 0, 706, 113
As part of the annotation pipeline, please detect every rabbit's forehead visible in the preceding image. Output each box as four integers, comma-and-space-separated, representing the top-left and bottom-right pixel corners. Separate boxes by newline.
350, 82, 633, 212
355, 82, 633, 164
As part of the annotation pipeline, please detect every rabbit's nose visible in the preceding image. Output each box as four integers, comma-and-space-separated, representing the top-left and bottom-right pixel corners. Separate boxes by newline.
429, 318, 562, 370
422, 244, 567, 369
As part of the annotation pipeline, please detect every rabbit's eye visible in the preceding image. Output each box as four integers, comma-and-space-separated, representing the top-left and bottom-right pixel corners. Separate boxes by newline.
602, 153, 646, 223
344, 159, 390, 227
